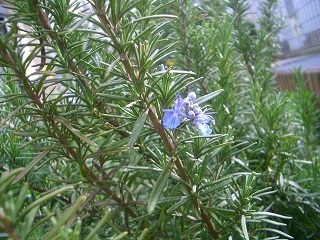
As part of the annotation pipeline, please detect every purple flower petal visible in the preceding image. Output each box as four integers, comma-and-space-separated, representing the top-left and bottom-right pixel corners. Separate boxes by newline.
163, 109, 181, 129
162, 93, 186, 129
162, 92, 216, 135
196, 123, 212, 136
174, 93, 184, 110
194, 112, 211, 124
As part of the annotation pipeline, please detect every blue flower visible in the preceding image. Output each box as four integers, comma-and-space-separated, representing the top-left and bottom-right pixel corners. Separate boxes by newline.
196, 123, 212, 136
192, 111, 212, 136
162, 92, 215, 136
162, 94, 185, 129
193, 111, 211, 125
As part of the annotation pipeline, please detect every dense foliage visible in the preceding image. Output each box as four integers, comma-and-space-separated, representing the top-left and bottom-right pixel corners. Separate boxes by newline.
0, 0, 319, 239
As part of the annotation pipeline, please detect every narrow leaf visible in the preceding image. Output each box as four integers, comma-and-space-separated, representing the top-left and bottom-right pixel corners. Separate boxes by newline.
128, 109, 149, 148
202, 207, 236, 216
256, 228, 294, 239
104, 137, 130, 152
123, 14, 178, 28
0, 103, 28, 129
298, 192, 320, 197
19, 186, 74, 221
16, 183, 29, 216
260, 219, 287, 226
0, 168, 24, 195
166, 196, 190, 213
60, 13, 94, 34
252, 212, 292, 219
137, 228, 149, 240
26, 214, 54, 239
241, 215, 249, 240
21, 206, 40, 238
147, 161, 174, 214
0, 168, 24, 186
194, 89, 224, 105
84, 209, 112, 240
13, 150, 51, 184
181, 223, 202, 237
27, 71, 56, 77
56, 116, 98, 147
113, 232, 128, 240
128, 109, 149, 162
44, 195, 86, 240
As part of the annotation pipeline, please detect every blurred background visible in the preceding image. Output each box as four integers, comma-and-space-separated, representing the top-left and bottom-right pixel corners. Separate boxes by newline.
247, 0, 320, 99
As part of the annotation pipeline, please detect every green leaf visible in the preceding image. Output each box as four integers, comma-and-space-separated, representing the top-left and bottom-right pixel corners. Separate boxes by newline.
298, 192, 320, 197
13, 150, 51, 184
251, 212, 292, 219
16, 183, 29, 216
123, 14, 178, 28
147, 161, 174, 214
241, 215, 249, 240
0, 103, 28, 129
20, 205, 40, 238
202, 207, 236, 217
56, 116, 98, 147
256, 228, 294, 239
151, 1, 175, 14
26, 214, 54, 239
194, 89, 224, 105
84, 209, 112, 240
113, 232, 128, 240
128, 109, 149, 148
44, 195, 86, 240
181, 223, 202, 238
178, 134, 225, 145
0, 168, 24, 195
137, 228, 149, 240
260, 219, 287, 226
104, 137, 130, 152
166, 196, 190, 213
27, 70, 56, 77
18, 186, 74, 221
59, 12, 95, 34
128, 108, 149, 161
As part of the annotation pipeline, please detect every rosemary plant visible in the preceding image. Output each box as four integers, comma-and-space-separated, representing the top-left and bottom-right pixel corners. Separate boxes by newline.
0, 0, 319, 239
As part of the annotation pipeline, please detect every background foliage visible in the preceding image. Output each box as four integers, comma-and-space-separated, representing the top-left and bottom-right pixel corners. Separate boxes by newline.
0, 0, 319, 239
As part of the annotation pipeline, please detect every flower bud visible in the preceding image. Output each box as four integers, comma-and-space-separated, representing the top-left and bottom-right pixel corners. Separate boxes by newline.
193, 107, 202, 115
183, 101, 193, 110
187, 92, 196, 102
187, 110, 195, 119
